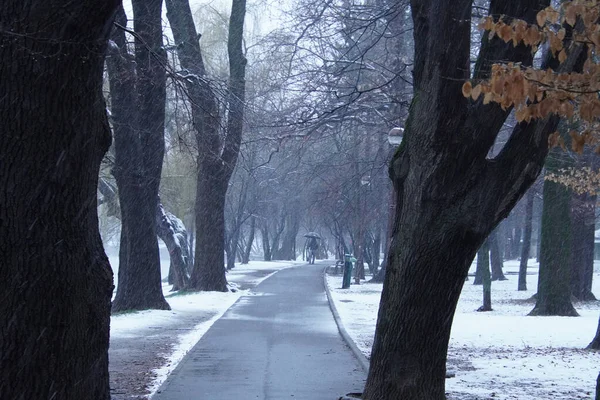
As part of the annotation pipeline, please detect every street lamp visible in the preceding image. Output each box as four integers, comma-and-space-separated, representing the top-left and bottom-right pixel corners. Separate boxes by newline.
375, 127, 404, 283
388, 127, 404, 146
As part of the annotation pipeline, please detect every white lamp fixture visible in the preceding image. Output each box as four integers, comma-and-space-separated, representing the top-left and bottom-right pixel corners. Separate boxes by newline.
388, 127, 404, 146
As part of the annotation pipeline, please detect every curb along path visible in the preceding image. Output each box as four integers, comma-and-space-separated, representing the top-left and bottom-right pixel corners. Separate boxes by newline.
153, 262, 366, 400
323, 266, 370, 373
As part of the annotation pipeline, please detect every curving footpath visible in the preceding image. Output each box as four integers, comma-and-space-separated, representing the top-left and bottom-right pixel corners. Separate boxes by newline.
153, 262, 366, 400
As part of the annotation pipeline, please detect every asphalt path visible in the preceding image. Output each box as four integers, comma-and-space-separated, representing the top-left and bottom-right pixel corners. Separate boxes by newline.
153, 262, 367, 400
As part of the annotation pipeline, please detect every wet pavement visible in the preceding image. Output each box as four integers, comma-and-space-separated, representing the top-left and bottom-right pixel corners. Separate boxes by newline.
153, 262, 367, 400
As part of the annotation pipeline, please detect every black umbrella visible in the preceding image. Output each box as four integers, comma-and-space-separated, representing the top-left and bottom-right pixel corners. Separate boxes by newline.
304, 232, 321, 239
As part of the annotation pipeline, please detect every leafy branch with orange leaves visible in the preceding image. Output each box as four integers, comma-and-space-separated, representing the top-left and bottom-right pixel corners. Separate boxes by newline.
463, 0, 600, 155
545, 165, 600, 194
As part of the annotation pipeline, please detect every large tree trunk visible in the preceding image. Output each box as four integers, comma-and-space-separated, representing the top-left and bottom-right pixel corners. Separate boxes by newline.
361, 1, 575, 398
588, 314, 600, 350
529, 166, 578, 316
191, 171, 229, 291
270, 214, 286, 259
132, 0, 170, 303
226, 222, 240, 271
260, 222, 272, 261
275, 213, 300, 260
242, 215, 256, 264
570, 191, 596, 301
478, 239, 492, 312
474, 244, 487, 285
226, 242, 236, 271
518, 189, 535, 290
490, 230, 507, 281
108, 4, 170, 312
0, 1, 118, 398
166, 0, 247, 291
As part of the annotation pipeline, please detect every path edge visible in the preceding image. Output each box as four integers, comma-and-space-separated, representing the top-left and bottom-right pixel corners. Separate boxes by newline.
322, 266, 370, 374
150, 265, 294, 398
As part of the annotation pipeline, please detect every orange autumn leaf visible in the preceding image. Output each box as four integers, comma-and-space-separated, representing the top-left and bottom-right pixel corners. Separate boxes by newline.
471, 84, 482, 100
548, 131, 561, 148
570, 130, 586, 154
536, 10, 547, 27
462, 81, 472, 98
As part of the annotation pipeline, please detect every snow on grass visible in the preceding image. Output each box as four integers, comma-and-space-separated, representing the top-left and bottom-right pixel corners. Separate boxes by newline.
144, 290, 242, 395
326, 259, 600, 399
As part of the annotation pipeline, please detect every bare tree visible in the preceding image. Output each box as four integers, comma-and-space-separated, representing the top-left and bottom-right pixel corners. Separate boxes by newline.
166, 0, 248, 291
107, 3, 171, 312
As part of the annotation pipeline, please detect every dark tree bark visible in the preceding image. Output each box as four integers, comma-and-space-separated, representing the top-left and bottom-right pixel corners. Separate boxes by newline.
519, 189, 535, 291
477, 240, 492, 312
369, 254, 387, 283
530, 164, 578, 316
226, 225, 240, 270
490, 230, 507, 281
361, 1, 584, 398
596, 371, 600, 400
242, 215, 256, 264
260, 222, 272, 261
192, 178, 229, 290
166, 0, 247, 291
474, 245, 486, 286
275, 213, 300, 260
588, 314, 600, 350
536, 196, 543, 262
237, 242, 244, 262
108, 4, 170, 312
570, 191, 596, 301
270, 214, 286, 259
0, 1, 118, 398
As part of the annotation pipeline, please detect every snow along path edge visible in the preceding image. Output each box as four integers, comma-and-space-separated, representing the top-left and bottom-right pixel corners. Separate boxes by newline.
323, 266, 370, 373
149, 267, 294, 398
147, 295, 239, 397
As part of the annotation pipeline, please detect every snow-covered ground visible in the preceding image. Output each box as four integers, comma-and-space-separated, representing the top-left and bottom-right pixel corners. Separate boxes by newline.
109, 250, 599, 399
107, 249, 303, 398
326, 260, 600, 400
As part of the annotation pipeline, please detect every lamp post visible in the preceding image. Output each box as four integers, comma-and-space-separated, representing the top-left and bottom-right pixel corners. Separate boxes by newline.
388, 127, 404, 146
372, 127, 404, 283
